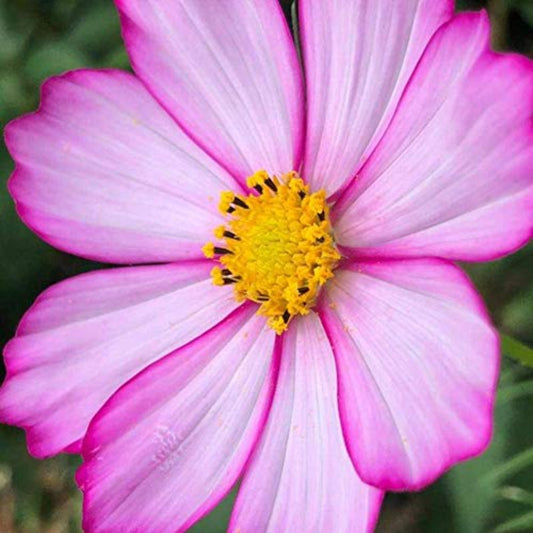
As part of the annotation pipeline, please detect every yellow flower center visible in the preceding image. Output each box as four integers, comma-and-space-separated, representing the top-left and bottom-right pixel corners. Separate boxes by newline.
203, 171, 341, 334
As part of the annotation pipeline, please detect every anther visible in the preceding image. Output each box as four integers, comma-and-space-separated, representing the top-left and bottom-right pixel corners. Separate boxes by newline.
214, 247, 233, 255
206, 171, 340, 335
264, 177, 278, 193
223, 231, 240, 240
232, 197, 249, 209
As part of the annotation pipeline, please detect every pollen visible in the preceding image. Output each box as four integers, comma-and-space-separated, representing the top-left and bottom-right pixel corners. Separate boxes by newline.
203, 170, 341, 334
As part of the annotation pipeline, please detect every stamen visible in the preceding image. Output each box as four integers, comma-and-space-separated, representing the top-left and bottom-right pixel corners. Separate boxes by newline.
204, 170, 341, 334
214, 247, 233, 255
264, 177, 278, 193
202, 242, 216, 259
224, 231, 240, 240
232, 197, 249, 209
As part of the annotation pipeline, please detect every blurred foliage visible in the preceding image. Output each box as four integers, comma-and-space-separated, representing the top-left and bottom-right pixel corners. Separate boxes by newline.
502, 336, 533, 368
0, 0, 532, 532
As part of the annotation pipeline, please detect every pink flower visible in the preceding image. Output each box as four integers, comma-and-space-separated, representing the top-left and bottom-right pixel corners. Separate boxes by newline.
1, 0, 532, 531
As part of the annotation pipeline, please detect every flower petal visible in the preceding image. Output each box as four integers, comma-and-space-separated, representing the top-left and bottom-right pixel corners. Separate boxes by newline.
0, 261, 240, 458
79, 306, 276, 533
5, 69, 236, 264
320, 259, 499, 491
230, 314, 383, 533
334, 12, 533, 261
300, 0, 452, 195
115, 0, 304, 182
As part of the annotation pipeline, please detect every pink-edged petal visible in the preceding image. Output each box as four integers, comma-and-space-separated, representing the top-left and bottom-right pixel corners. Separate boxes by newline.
115, 0, 304, 183
78, 305, 276, 533
5, 69, 237, 264
320, 259, 499, 491
300, 0, 453, 195
230, 314, 383, 533
0, 261, 240, 458
334, 12, 533, 261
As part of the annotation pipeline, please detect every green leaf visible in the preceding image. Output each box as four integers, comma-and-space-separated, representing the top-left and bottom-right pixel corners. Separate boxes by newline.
507, 0, 533, 27
188, 488, 236, 533
0, 4, 28, 67
501, 335, 533, 368
484, 448, 533, 485
0, 71, 28, 122
290, 1, 301, 59
499, 486, 533, 507
67, 0, 122, 57
492, 510, 533, 533
101, 46, 130, 70
23, 41, 88, 84
502, 285, 533, 341
498, 380, 533, 404
442, 367, 515, 533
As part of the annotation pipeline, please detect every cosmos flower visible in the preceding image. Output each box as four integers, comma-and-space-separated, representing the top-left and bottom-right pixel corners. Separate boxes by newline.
1, 0, 532, 531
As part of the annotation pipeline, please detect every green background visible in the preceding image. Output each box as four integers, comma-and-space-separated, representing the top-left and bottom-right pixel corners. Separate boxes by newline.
0, 1, 532, 531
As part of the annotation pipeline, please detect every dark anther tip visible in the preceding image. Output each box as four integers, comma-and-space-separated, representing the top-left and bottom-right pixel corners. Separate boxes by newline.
223, 231, 240, 240
233, 197, 249, 209
264, 178, 278, 193
214, 247, 233, 255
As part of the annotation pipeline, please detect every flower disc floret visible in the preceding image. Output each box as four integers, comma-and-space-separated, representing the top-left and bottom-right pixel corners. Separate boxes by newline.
203, 171, 341, 334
